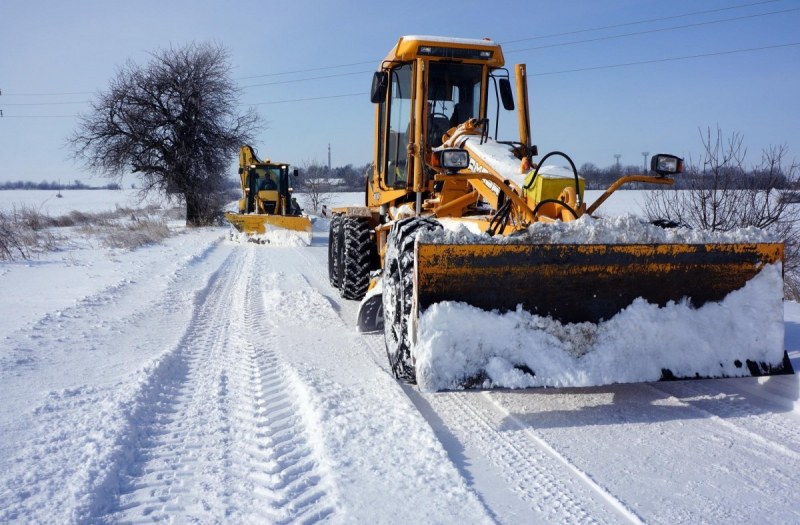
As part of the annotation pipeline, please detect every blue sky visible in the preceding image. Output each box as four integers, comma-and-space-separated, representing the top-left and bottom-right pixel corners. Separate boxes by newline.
1, 0, 798, 184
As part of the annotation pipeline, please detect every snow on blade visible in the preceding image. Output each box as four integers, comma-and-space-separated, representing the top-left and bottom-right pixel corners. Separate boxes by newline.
420, 214, 778, 245
229, 226, 312, 246
414, 263, 784, 391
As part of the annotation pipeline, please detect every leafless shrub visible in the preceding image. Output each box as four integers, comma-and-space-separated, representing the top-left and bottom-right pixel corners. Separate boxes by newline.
297, 160, 333, 214
95, 218, 171, 250
0, 204, 178, 260
0, 207, 60, 260
0, 211, 29, 260
12, 204, 56, 230
645, 127, 800, 298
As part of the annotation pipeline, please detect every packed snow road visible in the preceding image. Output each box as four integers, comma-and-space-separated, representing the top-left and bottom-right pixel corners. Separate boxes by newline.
2, 221, 800, 523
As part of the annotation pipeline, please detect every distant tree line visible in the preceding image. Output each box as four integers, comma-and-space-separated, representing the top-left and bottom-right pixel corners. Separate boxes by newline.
295, 162, 372, 192
0, 179, 121, 191
294, 155, 798, 193
579, 160, 796, 191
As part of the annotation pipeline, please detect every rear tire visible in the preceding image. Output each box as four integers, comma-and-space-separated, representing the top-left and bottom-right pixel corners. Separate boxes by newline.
338, 217, 372, 300
383, 217, 442, 383
328, 215, 342, 287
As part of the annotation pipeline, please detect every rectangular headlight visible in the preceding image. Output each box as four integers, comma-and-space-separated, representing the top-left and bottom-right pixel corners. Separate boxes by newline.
439, 148, 470, 171
416, 46, 494, 60
650, 154, 683, 176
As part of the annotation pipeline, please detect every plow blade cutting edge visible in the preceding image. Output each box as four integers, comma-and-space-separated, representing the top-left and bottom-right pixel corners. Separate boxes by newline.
413, 241, 793, 380
225, 213, 312, 236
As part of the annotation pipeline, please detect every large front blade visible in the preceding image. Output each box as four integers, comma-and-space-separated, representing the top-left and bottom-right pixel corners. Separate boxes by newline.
415, 242, 782, 324
412, 241, 790, 390
225, 212, 312, 235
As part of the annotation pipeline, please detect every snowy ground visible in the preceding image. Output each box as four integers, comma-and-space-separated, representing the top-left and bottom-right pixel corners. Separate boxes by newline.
1, 190, 800, 523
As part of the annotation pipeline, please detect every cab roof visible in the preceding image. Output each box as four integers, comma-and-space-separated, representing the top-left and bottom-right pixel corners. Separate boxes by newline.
382, 35, 505, 67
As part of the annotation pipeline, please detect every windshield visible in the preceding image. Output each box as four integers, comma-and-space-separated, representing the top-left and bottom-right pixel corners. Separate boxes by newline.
249, 165, 285, 194
427, 62, 482, 146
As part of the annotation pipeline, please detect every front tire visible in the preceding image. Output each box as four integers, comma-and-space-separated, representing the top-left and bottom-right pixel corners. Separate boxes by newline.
383, 217, 442, 383
328, 215, 342, 287
338, 217, 372, 300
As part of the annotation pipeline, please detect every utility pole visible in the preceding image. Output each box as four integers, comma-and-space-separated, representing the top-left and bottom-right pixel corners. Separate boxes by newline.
641, 151, 649, 174
327, 143, 331, 172
614, 154, 621, 173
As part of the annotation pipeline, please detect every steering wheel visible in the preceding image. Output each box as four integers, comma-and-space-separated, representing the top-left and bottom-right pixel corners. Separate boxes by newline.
429, 112, 451, 146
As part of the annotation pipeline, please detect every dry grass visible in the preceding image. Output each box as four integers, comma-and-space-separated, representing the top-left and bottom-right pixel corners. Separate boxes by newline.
0, 204, 178, 260
91, 218, 171, 249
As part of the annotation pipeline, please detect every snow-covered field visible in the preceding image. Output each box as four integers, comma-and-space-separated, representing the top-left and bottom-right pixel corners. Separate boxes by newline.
2, 189, 800, 523
0, 188, 172, 215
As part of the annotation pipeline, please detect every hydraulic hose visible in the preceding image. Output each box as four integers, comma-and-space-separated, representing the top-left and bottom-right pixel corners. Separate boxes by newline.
523, 151, 581, 208
532, 199, 579, 221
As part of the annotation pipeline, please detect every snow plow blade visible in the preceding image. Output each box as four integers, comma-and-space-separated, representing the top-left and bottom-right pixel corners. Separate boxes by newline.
225, 212, 312, 241
414, 241, 792, 381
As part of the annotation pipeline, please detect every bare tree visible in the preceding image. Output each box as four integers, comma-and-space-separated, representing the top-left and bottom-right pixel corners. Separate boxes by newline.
645, 127, 800, 297
69, 42, 261, 226
297, 160, 333, 214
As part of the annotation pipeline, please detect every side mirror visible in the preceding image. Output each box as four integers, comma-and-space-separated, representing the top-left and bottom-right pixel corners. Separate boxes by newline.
650, 154, 684, 177
370, 71, 388, 104
499, 78, 514, 111
293, 168, 299, 177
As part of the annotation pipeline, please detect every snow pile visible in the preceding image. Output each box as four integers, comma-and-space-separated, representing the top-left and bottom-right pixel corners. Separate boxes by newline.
423, 213, 777, 245
463, 136, 577, 189
229, 226, 312, 246
414, 263, 785, 391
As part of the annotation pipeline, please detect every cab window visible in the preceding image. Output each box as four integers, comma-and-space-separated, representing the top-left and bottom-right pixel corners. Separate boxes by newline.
426, 62, 482, 147
385, 63, 412, 188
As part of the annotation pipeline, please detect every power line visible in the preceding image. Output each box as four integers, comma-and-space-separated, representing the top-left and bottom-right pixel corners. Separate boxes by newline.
244, 7, 800, 91
240, 70, 372, 90
527, 41, 800, 77
1, 90, 95, 97
244, 92, 366, 106
14, 9, 797, 105
235, 0, 785, 81
3, 40, 797, 116
235, 60, 375, 81
502, 0, 782, 44
2, 100, 89, 106
3, 1, 789, 98
506, 6, 800, 54
0, 114, 77, 118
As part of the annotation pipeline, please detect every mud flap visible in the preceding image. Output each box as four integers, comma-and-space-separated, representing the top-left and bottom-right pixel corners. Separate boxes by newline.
357, 290, 384, 333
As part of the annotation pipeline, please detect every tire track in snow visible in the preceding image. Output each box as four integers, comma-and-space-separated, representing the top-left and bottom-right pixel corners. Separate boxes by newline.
0, 236, 225, 377
414, 389, 640, 524
233, 258, 337, 523
99, 246, 248, 521
646, 380, 800, 460
0, 238, 231, 524
485, 382, 800, 525
98, 244, 336, 523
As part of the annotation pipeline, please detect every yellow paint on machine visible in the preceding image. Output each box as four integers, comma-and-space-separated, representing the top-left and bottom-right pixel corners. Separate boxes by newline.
224, 212, 312, 235
415, 242, 783, 324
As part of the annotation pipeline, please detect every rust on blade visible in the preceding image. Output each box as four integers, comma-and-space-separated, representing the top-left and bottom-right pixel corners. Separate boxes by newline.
415, 242, 783, 324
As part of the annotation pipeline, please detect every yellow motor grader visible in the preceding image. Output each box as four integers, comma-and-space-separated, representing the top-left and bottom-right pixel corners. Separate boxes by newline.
328, 35, 791, 387
225, 145, 311, 238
